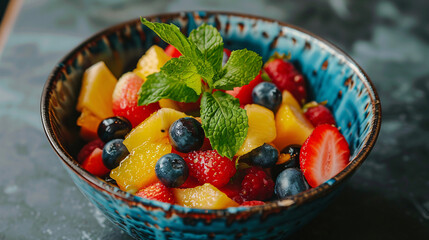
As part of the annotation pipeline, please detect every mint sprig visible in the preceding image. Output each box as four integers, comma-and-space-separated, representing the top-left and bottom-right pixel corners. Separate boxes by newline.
138, 18, 262, 159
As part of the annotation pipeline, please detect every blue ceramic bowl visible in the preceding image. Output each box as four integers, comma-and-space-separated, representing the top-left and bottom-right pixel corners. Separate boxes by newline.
41, 11, 381, 240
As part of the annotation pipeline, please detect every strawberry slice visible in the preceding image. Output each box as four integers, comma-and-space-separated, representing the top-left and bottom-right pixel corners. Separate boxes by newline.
81, 148, 110, 177
136, 182, 175, 204
165, 44, 182, 58
300, 124, 350, 188
77, 139, 105, 163
112, 72, 160, 127
226, 72, 263, 105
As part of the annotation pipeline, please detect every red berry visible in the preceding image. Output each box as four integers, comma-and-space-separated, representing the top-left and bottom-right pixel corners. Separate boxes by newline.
239, 167, 274, 201
264, 59, 307, 105
304, 105, 336, 127
112, 73, 160, 127
179, 175, 201, 188
226, 73, 263, 105
240, 201, 265, 207
300, 124, 350, 188
135, 182, 175, 204
81, 148, 110, 177
184, 150, 236, 188
77, 139, 105, 163
165, 44, 182, 58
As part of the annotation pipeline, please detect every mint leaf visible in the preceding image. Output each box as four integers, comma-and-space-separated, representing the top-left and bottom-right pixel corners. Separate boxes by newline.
141, 18, 214, 81
138, 57, 200, 105
213, 49, 262, 90
189, 24, 224, 74
200, 91, 248, 159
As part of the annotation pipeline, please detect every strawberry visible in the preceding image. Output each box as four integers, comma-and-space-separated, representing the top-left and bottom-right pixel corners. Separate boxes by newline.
112, 72, 160, 127
179, 175, 201, 188
240, 201, 265, 207
226, 72, 263, 105
304, 103, 336, 127
81, 148, 110, 177
183, 150, 236, 188
263, 58, 307, 105
239, 167, 274, 202
135, 182, 175, 204
165, 44, 182, 58
300, 124, 350, 188
77, 139, 105, 163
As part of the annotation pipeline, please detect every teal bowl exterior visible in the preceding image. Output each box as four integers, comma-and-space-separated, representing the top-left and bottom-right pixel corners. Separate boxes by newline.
41, 11, 381, 240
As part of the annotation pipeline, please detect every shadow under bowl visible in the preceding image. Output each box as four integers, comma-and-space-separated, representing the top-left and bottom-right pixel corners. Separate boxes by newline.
41, 11, 381, 240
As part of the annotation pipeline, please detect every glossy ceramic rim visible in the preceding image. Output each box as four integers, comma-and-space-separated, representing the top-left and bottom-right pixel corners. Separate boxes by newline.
41, 11, 381, 216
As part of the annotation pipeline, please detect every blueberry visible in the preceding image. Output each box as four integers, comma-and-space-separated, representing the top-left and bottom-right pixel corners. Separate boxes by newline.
169, 117, 204, 153
102, 139, 129, 170
98, 116, 132, 142
155, 153, 189, 187
275, 168, 309, 199
271, 145, 301, 179
242, 143, 279, 168
252, 82, 282, 112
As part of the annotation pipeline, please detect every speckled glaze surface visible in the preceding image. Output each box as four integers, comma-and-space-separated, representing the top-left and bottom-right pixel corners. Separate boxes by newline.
41, 11, 381, 240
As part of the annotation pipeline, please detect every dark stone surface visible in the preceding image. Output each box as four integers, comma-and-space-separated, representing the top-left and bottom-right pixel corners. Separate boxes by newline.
0, 0, 428, 239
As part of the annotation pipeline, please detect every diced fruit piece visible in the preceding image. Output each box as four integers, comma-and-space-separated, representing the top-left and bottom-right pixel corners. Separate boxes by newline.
110, 140, 171, 193
304, 103, 336, 127
274, 168, 309, 199
300, 124, 350, 187
164, 44, 182, 58
76, 61, 116, 119
155, 153, 189, 188
281, 90, 301, 111
97, 116, 132, 143
136, 182, 175, 204
236, 104, 276, 156
240, 201, 265, 207
159, 99, 181, 110
271, 144, 301, 180
134, 45, 171, 80
263, 58, 307, 105
226, 73, 263, 105
239, 167, 274, 202
81, 148, 110, 177
219, 182, 241, 201
184, 150, 236, 188
123, 108, 187, 151
222, 48, 232, 66
77, 139, 105, 163
241, 143, 278, 168
272, 104, 314, 151
169, 117, 205, 153
112, 72, 160, 127
77, 108, 103, 141
252, 82, 282, 112
173, 183, 239, 209
102, 139, 129, 170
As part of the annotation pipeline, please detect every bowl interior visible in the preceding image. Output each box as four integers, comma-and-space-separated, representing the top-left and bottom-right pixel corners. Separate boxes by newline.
41, 11, 381, 211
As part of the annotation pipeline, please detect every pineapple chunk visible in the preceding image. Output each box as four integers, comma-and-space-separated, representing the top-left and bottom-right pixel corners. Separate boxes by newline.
282, 90, 301, 111
173, 183, 239, 209
236, 104, 276, 156
133, 45, 171, 80
77, 108, 102, 141
76, 61, 117, 119
110, 139, 171, 193
123, 108, 187, 151
273, 104, 314, 150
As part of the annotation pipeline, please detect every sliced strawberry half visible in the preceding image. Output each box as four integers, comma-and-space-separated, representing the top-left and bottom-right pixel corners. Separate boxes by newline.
300, 124, 350, 188
226, 72, 263, 105
165, 44, 182, 58
112, 72, 160, 127
81, 148, 110, 177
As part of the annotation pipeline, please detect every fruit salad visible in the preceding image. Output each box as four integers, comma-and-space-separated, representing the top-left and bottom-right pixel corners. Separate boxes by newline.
75, 19, 350, 209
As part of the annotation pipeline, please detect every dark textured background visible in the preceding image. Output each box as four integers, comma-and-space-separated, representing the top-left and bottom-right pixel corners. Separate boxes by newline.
0, 0, 428, 239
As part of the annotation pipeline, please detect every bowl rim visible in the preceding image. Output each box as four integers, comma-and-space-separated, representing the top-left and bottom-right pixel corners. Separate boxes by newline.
41, 10, 381, 216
